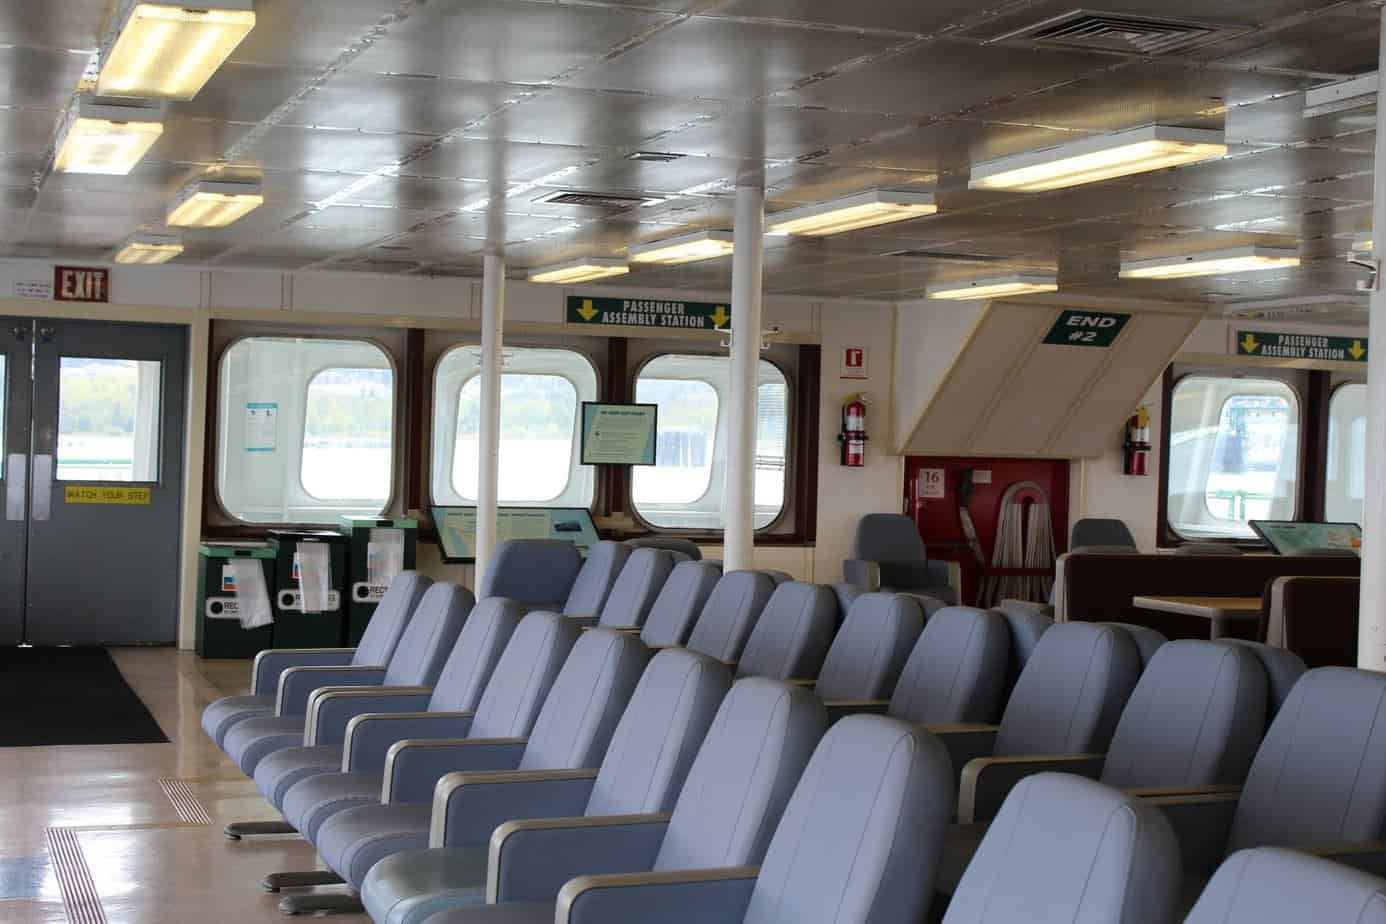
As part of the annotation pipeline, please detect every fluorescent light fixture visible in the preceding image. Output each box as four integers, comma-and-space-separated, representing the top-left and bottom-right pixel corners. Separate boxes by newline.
630, 230, 735, 265
528, 259, 629, 284
166, 180, 263, 227
1303, 72, 1377, 119
766, 190, 937, 237
1353, 237, 1373, 251
53, 96, 165, 176
969, 125, 1226, 192
114, 233, 184, 265
926, 274, 1058, 300
1119, 245, 1300, 280
99, 0, 256, 100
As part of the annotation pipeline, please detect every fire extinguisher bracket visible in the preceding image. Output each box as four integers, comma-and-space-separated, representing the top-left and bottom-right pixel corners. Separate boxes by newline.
840, 393, 869, 467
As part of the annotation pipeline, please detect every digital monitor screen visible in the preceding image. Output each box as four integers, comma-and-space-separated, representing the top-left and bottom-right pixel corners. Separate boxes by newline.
431, 507, 602, 564
580, 402, 657, 466
1248, 520, 1362, 556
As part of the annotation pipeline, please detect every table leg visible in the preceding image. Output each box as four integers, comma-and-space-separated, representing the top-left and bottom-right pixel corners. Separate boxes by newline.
1210, 617, 1224, 640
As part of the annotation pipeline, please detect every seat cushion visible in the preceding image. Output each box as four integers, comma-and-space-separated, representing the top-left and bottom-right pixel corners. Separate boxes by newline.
201, 694, 273, 747
281, 770, 384, 842
1187, 847, 1386, 924
419, 903, 556, 924
317, 801, 432, 888
360, 846, 490, 924
222, 714, 307, 775
253, 744, 344, 809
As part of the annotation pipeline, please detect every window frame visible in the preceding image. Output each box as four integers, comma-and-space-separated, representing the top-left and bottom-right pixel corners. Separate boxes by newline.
297, 362, 398, 504
53, 356, 165, 486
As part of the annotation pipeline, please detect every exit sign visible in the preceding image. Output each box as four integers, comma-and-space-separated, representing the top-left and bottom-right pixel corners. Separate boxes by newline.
54, 266, 109, 303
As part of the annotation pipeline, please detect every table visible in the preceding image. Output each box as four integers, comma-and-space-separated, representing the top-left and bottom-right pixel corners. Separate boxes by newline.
1131, 595, 1264, 640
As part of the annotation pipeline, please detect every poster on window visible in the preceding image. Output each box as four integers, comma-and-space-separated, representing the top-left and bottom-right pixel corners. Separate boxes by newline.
246, 402, 278, 453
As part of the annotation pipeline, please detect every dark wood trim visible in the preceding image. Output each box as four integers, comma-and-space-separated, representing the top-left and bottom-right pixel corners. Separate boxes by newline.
1301, 370, 1330, 523
1156, 363, 1177, 548
795, 344, 821, 544
604, 337, 629, 518
200, 318, 220, 533
404, 328, 426, 513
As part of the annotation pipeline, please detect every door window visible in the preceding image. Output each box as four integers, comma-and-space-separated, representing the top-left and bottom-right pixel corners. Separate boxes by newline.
1326, 383, 1367, 524
56, 357, 162, 482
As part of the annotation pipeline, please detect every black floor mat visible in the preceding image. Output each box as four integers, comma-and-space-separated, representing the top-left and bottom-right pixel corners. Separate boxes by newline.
0, 647, 168, 746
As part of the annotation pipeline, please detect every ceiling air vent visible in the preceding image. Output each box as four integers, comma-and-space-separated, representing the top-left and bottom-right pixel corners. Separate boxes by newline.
536, 190, 653, 211
1219, 295, 1368, 325
996, 10, 1246, 55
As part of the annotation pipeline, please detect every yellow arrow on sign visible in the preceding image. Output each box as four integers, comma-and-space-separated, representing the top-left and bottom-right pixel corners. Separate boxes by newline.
711, 305, 730, 327
1240, 333, 1259, 354
577, 299, 599, 322
1350, 339, 1367, 360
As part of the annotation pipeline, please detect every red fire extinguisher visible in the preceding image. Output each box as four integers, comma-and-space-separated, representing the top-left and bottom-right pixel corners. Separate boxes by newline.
1123, 406, 1151, 476
839, 393, 868, 467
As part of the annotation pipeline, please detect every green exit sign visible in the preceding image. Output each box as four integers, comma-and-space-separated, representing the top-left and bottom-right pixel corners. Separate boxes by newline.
1236, 330, 1367, 363
1042, 310, 1131, 347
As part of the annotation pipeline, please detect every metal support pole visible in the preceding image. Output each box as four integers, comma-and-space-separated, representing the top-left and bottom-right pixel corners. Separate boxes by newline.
1360, 15, 1386, 671
474, 253, 505, 592
723, 184, 765, 571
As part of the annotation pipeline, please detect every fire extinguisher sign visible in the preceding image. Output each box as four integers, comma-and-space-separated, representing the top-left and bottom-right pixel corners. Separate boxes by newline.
920, 468, 946, 499
840, 347, 869, 379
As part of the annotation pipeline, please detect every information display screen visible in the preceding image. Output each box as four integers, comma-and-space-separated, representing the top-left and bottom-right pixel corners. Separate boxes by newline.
580, 402, 657, 466
1249, 520, 1362, 556
431, 506, 601, 563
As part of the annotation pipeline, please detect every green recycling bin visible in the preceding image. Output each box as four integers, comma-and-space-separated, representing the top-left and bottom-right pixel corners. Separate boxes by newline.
338, 516, 417, 645
267, 530, 349, 649
196, 542, 275, 659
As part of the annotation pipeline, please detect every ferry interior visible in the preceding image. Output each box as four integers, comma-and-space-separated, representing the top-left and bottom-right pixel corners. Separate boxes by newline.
5, 1, 1386, 922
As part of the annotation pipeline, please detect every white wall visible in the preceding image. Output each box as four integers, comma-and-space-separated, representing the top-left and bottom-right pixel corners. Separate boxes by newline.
1068, 379, 1164, 551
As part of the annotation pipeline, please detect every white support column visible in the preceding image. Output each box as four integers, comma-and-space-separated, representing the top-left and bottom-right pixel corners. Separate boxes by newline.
1361, 14, 1386, 671
723, 184, 765, 572
474, 253, 506, 592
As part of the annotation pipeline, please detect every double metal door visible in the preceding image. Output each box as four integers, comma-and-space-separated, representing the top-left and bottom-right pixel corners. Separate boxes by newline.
0, 318, 187, 645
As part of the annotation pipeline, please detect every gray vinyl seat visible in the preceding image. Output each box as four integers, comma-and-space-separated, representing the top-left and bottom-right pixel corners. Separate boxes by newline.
312, 628, 648, 891
623, 536, 702, 561
843, 512, 958, 604
1221, 639, 1306, 722
811, 593, 923, 704
992, 600, 1053, 692
886, 606, 1010, 725
760, 569, 795, 585
560, 542, 630, 618
253, 597, 525, 813
638, 561, 722, 648
1187, 848, 1386, 924
200, 572, 431, 748
829, 583, 865, 625
360, 648, 733, 924
527, 713, 952, 924
280, 609, 571, 844
570, 548, 674, 629
685, 571, 776, 663
1098, 622, 1168, 667
1175, 542, 1243, 556
943, 774, 1179, 924
735, 581, 836, 681
221, 581, 473, 775
1070, 517, 1138, 551
480, 540, 582, 608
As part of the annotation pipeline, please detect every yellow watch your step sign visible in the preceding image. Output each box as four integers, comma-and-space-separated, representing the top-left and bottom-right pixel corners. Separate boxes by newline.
64, 485, 152, 505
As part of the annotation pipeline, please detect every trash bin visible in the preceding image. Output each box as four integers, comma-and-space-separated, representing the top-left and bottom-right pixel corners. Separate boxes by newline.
267, 529, 349, 649
338, 516, 418, 645
196, 541, 275, 659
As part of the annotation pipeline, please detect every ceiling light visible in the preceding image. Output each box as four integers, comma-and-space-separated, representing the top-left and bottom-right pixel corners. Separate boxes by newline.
529, 259, 629, 284
1353, 237, 1373, 251
99, 0, 256, 100
968, 125, 1226, 192
166, 180, 263, 228
53, 96, 165, 176
630, 230, 735, 265
1119, 245, 1299, 279
766, 190, 937, 237
1303, 72, 1377, 119
926, 274, 1059, 300
626, 151, 685, 162
114, 233, 184, 265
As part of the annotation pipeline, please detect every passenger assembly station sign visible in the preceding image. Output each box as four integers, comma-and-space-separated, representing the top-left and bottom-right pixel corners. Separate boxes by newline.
1236, 330, 1367, 363
567, 296, 730, 330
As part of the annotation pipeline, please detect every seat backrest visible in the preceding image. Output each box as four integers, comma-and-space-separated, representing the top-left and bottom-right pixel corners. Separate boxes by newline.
761, 570, 794, 586
854, 513, 927, 563
427, 597, 525, 713
625, 536, 702, 561
687, 571, 776, 662
889, 606, 1009, 725
598, 548, 675, 629
830, 583, 865, 625
814, 594, 923, 703
518, 628, 649, 770
584, 649, 730, 816
1187, 847, 1386, 924
1222, 639, 1306, 723
639, 561, 723, 648
1070, 517, 1137, 551
1100, 622, 1167, 667
994, 622, 1141, 757
743, 716, 953, 924
1176, 543, 1243, 556
382, 582, 475, 686
736, 582, 836, 682
562, 541, 631, 617
655, 678, 826, 871
480, 539, 582, 607
1101, 641, 1267, 790
993, 601, 1053, 691
469, 612, 579, 739
1228, 667, 1386, 853
944, 774, 1179, 924
354, 572, 432, 666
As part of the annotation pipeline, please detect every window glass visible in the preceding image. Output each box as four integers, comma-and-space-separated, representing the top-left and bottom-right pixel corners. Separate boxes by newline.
1326, 383, 1366, 525
1167, 375, 1299, 539
633, 355, 789, 530
218, 337, 394, 524
57, 357, 161, 482
432, 346, 596, 507
0, 354, 6, 479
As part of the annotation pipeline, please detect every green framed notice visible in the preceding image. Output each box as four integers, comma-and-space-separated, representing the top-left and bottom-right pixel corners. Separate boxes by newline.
1236, 330, 1367, 363
1042, 310, 1131, 347
580, 402, 657, 465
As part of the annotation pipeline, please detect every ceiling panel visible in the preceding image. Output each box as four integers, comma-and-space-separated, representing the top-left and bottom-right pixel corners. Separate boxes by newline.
484, 88, 718, 149
403, 139, 592, 183
245, 126, 422, 173
289, 73, 512, 135
709, 0, 986, 35
231, 0, 402, 69
179, 64, 321, 123
658, 105, 909, 161
0, 108, 61, 157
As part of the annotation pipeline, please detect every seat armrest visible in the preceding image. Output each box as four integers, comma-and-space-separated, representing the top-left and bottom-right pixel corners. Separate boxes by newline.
923, 723, 1000, 785
786, 678, 816, 689
644, 644, 682, 652
842, 559, 880, 590
958, 754, 1106, 824
1122, 784, 1242, 799
1142, 791, 1240, 876
429, 768, 600, 848
489, 814, 670, 903
1299, 841, 1386, 878
343, 711, 475, 773
380, 737, 526, 804
275, 665, 386, 717
252, 648, 356, 696
584, 626, 640, 635
824, 700, 891, 723
565, 615, 599, 629
557, 867, 760, 924
304, 687, 433, 747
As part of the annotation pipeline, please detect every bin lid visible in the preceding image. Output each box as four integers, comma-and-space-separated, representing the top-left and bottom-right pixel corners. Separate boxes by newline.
268, 529, 346, 544
200, 540, 274, 559
339, 515, 418, 529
